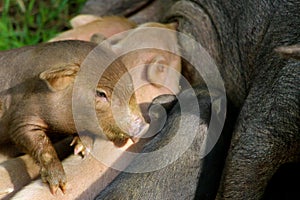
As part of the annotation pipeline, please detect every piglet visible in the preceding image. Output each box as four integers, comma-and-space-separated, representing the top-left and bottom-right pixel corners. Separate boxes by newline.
0, 40, 148, 194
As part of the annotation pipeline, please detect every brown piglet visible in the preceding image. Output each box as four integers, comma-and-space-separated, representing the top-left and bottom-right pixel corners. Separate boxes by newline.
0, 40, 148, 194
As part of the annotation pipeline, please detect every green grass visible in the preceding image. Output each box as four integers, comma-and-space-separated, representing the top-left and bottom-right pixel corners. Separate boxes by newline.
0, 0, 87, 50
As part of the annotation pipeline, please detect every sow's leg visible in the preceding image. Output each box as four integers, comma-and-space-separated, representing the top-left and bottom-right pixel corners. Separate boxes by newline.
81, 0, 152, 17
217, 60, 300, 199
81, 0, 173, 24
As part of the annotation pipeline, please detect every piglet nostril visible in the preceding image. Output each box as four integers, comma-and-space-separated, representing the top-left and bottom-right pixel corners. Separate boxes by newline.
128, 116, 149, 142
130, 123, 149, 143
134, 116, 142, 125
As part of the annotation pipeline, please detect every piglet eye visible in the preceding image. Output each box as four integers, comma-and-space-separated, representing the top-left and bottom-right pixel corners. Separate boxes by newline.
96, 90, 108, 101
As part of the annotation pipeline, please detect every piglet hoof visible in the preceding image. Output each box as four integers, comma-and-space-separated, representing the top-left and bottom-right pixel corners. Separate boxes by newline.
70, 136, 92, 157
40, 162, 67, 195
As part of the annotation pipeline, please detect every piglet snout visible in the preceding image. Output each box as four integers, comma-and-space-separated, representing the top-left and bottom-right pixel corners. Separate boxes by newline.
128, 116, 149, 143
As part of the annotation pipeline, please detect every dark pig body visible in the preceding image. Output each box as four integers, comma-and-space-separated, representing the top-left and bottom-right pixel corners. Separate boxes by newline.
82, 0, 300, 199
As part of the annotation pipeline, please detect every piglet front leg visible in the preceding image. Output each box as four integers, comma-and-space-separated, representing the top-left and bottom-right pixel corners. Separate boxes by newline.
70, 134, 94, 158
9, 117, 66, 194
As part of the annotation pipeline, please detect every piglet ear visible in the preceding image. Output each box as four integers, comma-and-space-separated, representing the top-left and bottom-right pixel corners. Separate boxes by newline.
39, 64, 80, 92
90, 33, 107, 44
70, 14, 102, 28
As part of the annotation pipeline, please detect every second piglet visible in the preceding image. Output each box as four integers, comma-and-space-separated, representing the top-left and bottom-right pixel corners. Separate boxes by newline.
110, 22, 182, 120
